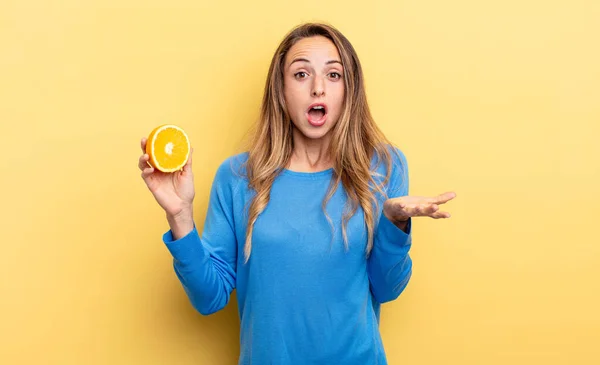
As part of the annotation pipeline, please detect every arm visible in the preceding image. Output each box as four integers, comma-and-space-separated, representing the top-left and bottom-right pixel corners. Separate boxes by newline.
162, 160, 238, 315
368, 148, 413, 303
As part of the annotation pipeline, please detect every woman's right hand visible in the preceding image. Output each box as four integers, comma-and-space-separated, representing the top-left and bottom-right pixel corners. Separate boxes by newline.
138, 137, 196, 221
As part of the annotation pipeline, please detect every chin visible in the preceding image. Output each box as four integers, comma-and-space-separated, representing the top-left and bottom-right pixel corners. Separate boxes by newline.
299, 123, 334, 140
303, 130, 330, 140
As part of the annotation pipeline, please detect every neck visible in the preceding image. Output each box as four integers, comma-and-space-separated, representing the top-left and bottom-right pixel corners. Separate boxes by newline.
287, 128, 333, 173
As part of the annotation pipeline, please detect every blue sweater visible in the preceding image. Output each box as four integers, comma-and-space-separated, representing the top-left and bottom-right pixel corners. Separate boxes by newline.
162, 148, 413, 364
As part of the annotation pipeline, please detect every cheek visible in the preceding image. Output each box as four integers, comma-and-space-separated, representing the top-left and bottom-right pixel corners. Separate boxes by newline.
331, 86, 345, 115
284, 87, 304, 114
331, 82, 345, 101
283, 90, 294, 114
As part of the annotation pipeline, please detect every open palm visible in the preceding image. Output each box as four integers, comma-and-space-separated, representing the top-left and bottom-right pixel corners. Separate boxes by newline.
383, 192, 457, 222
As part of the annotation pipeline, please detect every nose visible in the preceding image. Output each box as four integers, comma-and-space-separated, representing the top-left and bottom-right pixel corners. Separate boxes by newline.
311, 77, 325, 97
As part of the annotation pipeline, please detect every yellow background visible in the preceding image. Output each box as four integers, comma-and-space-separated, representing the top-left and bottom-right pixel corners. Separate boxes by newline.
1, 0, 599, 364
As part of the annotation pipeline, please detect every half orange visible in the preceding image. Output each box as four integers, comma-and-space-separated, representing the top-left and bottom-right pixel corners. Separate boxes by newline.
145, 124, 190, 173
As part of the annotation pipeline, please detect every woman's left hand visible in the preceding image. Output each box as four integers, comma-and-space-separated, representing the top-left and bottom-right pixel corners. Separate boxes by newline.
383, 191, 457, 223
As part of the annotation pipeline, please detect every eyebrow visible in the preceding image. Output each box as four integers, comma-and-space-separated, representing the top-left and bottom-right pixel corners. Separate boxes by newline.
289, 58, 343, 67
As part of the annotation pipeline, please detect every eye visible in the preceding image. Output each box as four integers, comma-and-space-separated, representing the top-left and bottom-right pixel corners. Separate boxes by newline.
329, 72, 342, 80
294, 71, 308, 79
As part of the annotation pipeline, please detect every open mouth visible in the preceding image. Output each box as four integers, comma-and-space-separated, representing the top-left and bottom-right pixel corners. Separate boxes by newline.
306, 104, 328, 126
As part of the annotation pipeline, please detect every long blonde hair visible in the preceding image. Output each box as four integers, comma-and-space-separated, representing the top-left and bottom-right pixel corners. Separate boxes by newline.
242, 22, 401, 262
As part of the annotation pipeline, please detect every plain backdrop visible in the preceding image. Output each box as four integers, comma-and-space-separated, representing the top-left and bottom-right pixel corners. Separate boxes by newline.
1, 0, 599, 364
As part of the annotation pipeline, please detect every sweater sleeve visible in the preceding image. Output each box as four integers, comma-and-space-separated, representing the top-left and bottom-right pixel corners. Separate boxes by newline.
368, 147, 413, 303
161, 159, 239, 315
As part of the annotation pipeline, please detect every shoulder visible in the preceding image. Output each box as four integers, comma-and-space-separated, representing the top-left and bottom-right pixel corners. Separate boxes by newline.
207, 153, 248, 199
371, 144, 409, 176
214, 151, 249, 182
370, 144, 409, 197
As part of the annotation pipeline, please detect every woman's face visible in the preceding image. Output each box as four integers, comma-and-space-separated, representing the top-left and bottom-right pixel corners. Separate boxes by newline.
283, 35, 345, 142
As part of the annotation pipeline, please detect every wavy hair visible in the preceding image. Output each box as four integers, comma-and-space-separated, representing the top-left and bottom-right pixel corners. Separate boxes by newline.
242, 22, 401, 262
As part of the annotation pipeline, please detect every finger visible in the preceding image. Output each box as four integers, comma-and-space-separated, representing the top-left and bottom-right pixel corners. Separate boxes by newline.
430, 210, 451, 219
422, 204, 438, 216
141, 137, 147, 153
138, 154, 150, 171
141, 166, 154, 179
412, 204, 428, 217
432, 191, 457, 205
183, 147, 193, 173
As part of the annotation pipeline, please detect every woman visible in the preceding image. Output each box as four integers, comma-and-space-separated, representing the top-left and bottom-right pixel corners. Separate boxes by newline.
138, 22, 456, 365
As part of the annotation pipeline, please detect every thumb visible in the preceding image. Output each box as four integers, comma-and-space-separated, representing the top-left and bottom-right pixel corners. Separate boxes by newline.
183, 147, 193, 173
